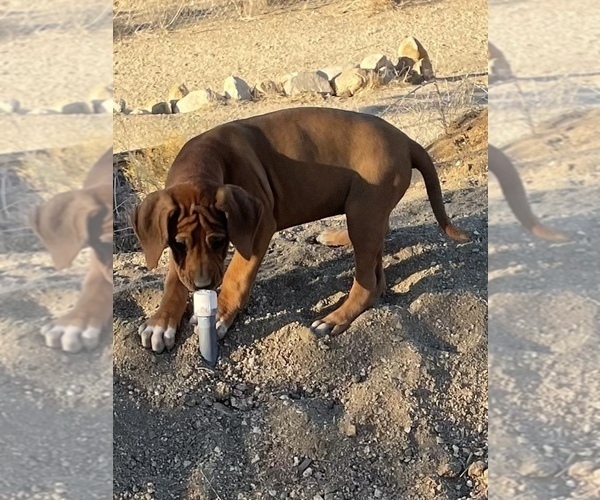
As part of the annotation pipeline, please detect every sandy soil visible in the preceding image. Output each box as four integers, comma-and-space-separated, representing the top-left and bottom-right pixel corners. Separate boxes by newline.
112, 0, 489, 498
0, 0, 112, 498
489, 1, 600, 499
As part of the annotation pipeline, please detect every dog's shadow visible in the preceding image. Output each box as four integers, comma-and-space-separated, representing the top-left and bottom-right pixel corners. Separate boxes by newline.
163, 211, 487, 359
113, 208, 488, 498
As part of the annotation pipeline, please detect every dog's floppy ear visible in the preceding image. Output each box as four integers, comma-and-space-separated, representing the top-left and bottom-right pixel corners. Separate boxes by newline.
131, 190, 177, 269
30, 190, 105, 270
215, 185, 263, 260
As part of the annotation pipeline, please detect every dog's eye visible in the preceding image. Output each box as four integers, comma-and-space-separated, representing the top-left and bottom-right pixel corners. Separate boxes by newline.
174, 234, 190, 252
206, 234, 226, 250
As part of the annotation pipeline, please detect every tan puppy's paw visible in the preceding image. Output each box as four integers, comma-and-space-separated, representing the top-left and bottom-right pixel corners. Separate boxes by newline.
310, 317, 349, 337
138, 314, 179, 353
41, 318, 104, 353
189, 314, 229, 339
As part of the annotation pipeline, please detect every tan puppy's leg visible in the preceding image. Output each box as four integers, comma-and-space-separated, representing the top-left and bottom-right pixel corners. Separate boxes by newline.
311, 208, 389, 336
138, 256, 189, 353
41, 253, 112, 353
215, 221, 277, 337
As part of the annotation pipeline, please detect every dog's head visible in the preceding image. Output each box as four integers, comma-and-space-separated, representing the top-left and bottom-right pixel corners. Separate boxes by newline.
30, 185, 113, 281
131, 184, 263, 292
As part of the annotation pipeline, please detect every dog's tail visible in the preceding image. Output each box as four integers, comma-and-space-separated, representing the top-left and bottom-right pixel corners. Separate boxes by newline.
411, 142, 470, 243
489, 145, 570, 242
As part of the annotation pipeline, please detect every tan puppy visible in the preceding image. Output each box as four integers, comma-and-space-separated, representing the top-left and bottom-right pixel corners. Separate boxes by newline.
132, 107, 469, 353
30, 148, 113, 353
489, 145, 569, 241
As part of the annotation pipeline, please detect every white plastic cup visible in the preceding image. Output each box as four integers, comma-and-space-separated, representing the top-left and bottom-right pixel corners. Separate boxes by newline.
193, 290, 219, 367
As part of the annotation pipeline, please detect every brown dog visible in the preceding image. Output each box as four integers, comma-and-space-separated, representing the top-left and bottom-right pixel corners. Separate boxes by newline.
30, 148, 113, 353
132, 107, 469, 353
489, 145, 569, 241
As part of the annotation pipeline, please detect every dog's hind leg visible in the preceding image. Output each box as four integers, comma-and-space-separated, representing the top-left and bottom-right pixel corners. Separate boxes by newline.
316, 221, 391, 248
311, 205, 389, 336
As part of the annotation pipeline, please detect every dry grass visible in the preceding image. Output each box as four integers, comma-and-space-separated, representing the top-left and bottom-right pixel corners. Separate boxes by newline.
0, 140, 108, 253
0, 0, 111, 38
112, 0, 442, 38
18, 141, 107, 195
120, 134, 187, 193
381, 76, 487, 136
113, 0, 333, 38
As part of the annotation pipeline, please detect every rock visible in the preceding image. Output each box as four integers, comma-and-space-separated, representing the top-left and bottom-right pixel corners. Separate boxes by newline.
149, 101, 171, 114
0, 98, 20, 113
174, 89, 219, 113
27, 108, 58, 115
89, 83, 113, 102
567, 461, 595, 479
397, 36, 429, 62
168, 83, 189, 112
397, 36, 434, 81
129, 108, 150, 115
230, 396, 253, 411
437, 458, 462, 478
317, 63, 356, 82
94, 99, 114, 113
395, 56, 414, 76
61, 101, 92, 114
90, 84, 114, 114
467, 460, 487, 478
215, 381, 231, 401
253, 79, 283, 98
282, 71, 333, 97
112, 98, 126, 113
518, 458, 559, 478
332, 68, 369, 97
223, 76, 253, 100
298, 457, 312, 474
414, 57, 435, 81
343, 422, 357, 437
360, 53, 390, 71
168, 83, 189, 103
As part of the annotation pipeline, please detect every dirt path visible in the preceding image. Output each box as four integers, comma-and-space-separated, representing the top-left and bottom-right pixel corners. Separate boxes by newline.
0, 1, 113, 497
111, 1, 489, 498
489, 1, 600, 498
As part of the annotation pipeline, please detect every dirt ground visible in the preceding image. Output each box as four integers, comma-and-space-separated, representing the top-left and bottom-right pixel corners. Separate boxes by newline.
112, 0, 488, 498
0, 0, 112, 498
489, 1, 600, 499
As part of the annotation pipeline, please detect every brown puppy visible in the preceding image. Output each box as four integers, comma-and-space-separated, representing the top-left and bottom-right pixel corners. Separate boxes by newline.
30, 148, 113, 353
489, 145, 569, 241
132, 107, 469, 353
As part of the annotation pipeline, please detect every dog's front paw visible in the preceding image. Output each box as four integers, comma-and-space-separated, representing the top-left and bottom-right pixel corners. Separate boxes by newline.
138, 313, 179, 353
310, 317, 349, 336
189, 315, 229, 339
41, 317, 104, 353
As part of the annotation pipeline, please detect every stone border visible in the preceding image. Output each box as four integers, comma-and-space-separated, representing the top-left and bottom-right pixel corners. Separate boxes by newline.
115, 36, 435, 116
0, 84, 113, 116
